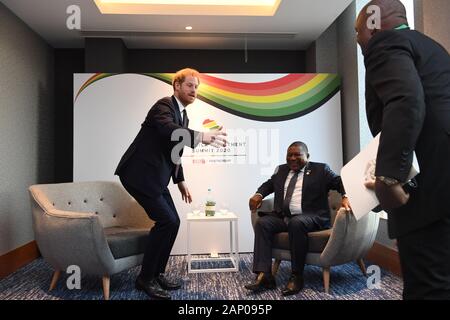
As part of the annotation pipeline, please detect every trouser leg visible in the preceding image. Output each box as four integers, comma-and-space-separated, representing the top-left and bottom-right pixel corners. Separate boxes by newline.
287, 215, 324, 275
120, 179, 180, 280
252, 215, 287, 273
397, 216, 450, 300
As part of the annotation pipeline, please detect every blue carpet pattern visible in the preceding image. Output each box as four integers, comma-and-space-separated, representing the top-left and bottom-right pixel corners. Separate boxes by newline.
0, 254, 402, 300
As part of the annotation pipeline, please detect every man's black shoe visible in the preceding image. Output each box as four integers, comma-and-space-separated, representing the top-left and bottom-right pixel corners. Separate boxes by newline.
156, 274, 182, 290
281, 273, 304, 296
135, 276, 171, 300
244, 273, 276, 292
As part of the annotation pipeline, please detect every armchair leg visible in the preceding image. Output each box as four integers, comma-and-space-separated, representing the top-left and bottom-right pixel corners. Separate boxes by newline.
49, 270, 61, 291
357, 259, 367, 276
323, 267, 330, 294
102, 276, 110, 300
272, 259, 281, 276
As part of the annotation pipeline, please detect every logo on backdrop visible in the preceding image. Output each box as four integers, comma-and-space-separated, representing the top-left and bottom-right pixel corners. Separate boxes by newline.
203, 119, 220, 130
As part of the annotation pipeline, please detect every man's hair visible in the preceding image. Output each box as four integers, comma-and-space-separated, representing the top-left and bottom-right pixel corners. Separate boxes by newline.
172, 68, 201, 89
289, 141, 308, 153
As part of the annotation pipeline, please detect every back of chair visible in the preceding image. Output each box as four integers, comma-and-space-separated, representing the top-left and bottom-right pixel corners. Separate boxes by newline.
29, 181, 142, 228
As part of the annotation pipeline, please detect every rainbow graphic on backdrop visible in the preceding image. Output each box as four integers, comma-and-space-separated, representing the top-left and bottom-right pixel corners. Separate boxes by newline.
202, 119, 220, 131
75, 73, 340, 122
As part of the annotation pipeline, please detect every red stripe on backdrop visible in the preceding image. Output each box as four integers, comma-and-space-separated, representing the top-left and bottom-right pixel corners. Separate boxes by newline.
199, 74, 317, 96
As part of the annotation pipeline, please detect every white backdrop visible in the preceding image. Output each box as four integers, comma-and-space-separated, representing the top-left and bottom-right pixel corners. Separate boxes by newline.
74, 73, 342, 254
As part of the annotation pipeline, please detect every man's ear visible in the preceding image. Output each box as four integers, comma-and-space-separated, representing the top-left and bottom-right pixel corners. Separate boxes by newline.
307, 153, 310, 159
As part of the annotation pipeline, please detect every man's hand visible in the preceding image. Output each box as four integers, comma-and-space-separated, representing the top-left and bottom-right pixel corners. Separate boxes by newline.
249, 194, 263, 211
341, 196, 351, 212
202, 126, 227, 148
364, 178, 409, 210
364, 180, 376, 190
178, 181, 192, 204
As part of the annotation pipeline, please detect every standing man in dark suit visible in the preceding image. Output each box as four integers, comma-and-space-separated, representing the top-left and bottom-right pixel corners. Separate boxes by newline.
115, 68, 227, 300
244, 141, 350, 296
356, 0, 450, 299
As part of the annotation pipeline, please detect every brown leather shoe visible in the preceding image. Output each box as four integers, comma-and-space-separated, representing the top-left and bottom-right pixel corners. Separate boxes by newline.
281, 273, 304, 296
244, 273, 276, 292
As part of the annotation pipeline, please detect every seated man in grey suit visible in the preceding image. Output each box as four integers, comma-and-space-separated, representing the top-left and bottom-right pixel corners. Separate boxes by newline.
245, 141, 350, 296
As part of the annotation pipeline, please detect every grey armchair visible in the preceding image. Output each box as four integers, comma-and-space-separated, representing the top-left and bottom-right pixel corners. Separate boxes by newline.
250, 191, 380, 293
28, 181, 153, 299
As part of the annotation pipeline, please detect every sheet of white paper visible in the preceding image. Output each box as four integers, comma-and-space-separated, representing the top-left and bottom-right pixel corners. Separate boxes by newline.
341, 133, 419, 220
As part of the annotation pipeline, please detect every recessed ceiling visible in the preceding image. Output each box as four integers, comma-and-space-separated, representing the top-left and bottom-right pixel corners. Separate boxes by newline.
0, 0, 353, 50
93, 0, 282, 16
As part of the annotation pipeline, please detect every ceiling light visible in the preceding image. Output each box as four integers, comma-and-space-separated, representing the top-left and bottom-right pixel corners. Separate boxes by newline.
94, 0, 282, 16
185, 26, 193, 30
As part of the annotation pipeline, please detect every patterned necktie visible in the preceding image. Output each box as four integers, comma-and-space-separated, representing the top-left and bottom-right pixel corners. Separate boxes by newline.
283, 172, 299, 217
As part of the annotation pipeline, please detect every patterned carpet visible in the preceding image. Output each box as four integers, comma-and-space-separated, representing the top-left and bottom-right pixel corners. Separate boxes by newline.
0, 254, 402, 300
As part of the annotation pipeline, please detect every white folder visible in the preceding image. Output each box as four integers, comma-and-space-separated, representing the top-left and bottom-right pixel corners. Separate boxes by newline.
341, 133, 419, 220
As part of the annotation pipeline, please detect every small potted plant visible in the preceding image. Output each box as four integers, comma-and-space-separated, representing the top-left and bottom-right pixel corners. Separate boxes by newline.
205, 201, 216, 216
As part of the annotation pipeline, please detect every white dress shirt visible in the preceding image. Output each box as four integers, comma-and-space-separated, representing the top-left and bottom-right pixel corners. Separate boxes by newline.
284, 169, 304, 215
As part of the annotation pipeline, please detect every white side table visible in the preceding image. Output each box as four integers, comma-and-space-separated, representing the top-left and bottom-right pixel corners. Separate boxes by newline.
186, 212, 239, 273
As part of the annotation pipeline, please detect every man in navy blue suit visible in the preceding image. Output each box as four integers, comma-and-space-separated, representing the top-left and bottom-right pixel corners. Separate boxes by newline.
115, 68, 227, 300
245, 141, 349, 296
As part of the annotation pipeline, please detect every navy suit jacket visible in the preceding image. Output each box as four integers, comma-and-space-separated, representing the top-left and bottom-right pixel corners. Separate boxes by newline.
115, 96, 199, 197
364, 30, 450, 238
256, 162, 345, 221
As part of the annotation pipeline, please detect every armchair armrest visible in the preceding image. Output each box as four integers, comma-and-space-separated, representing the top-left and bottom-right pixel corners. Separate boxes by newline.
250, 197, 274, 230
45, 207, 95, 219
250, 209, 258, 230
320, 209, 379, 266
